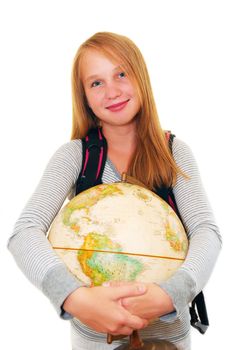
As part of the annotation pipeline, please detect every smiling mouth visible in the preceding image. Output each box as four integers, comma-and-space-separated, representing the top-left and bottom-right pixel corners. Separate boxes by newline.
106, 99, 130, 109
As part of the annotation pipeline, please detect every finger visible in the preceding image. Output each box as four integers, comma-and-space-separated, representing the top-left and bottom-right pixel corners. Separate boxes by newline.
121, 295, 139, 308
127, 314, 149, 330
109, 326, 133, 336
112, 284, 147, 300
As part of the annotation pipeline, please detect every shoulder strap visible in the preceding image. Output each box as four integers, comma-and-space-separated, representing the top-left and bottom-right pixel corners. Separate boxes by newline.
75, 128, 107, 195
190, 292, 209, 334
165, 130, 175, 151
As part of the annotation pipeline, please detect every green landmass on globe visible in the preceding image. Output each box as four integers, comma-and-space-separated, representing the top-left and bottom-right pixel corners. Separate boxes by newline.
77, 232, 144, 286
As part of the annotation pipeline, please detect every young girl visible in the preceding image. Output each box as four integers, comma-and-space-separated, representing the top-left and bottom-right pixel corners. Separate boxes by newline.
8, 32, 221, 350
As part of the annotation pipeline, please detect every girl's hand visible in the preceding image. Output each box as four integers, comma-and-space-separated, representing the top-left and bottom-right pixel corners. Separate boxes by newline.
63, 284, 149, 335
122, 283, 174, 320
106, 282, 175, 321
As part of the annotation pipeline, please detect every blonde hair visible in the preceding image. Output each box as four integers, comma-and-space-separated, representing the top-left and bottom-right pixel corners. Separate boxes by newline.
71, 32, 184, 189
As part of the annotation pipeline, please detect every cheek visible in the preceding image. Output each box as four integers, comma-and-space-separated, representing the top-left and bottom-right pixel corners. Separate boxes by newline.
85, 94, 97, 110
124, 82, 138, 99
86, 91, 104, 110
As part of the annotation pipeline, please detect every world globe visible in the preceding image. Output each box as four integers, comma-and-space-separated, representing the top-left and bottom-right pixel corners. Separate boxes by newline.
48, 182, 188, 287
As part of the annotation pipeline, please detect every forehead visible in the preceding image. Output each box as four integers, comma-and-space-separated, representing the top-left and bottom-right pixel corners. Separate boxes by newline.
80, 49, 124, 81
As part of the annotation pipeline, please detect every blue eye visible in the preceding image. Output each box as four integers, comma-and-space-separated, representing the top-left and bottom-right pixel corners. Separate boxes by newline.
119, 72, 126, 78
91, 81, 102, 88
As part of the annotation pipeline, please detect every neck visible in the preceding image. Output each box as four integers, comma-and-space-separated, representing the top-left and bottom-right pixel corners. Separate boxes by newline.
102, 124, 137, 152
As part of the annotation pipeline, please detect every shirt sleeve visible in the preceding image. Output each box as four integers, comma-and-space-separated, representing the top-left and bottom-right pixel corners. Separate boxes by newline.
7, 140, 84, 318
159, 138, 222, 321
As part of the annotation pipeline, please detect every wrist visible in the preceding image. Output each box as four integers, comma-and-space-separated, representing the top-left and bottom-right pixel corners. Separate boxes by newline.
152, 284, 174, 316
63, 286, 87, 314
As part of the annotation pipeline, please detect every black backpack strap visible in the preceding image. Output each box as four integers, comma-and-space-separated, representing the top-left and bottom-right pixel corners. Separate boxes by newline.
190, 292, 209, 334
165, 130, 175, 153
75, 128, 107, 195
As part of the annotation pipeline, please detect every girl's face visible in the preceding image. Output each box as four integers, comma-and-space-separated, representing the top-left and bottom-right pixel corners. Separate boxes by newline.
81, 49, 141, 129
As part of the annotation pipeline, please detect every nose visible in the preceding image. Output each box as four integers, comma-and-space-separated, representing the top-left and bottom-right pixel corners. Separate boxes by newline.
105, 82, 121, 100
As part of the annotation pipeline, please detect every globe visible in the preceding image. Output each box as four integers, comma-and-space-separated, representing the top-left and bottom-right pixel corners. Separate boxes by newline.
48, 182, 188, 287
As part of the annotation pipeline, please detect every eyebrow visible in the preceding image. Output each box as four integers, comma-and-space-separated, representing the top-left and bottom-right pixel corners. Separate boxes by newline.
84, 65, 124, 83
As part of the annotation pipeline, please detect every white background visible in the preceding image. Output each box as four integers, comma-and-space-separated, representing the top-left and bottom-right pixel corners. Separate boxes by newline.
0, 1, 233, 349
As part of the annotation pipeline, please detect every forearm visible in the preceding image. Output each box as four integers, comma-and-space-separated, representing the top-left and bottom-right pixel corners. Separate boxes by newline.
159, 138, 222, 319
8, 140, 83, 317
9, 227, 82, 316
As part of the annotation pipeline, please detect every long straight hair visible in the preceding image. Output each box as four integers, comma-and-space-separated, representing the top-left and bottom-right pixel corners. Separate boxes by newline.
71, 32, 184, 189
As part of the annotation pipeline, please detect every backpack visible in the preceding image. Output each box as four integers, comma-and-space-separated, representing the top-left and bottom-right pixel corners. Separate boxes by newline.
75, 127, 209, 334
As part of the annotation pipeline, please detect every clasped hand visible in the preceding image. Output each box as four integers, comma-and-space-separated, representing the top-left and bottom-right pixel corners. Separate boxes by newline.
63, 282, 174, 336
109, 281, 174, 321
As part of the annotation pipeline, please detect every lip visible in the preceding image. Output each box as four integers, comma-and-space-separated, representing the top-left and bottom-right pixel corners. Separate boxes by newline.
106, 99, 130, 110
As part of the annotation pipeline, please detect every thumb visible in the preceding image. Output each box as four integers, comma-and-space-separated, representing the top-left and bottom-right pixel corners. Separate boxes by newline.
111, 283, 147, 300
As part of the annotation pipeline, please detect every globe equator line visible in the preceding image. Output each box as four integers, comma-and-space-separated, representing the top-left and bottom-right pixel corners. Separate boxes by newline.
52, 246, 185, 261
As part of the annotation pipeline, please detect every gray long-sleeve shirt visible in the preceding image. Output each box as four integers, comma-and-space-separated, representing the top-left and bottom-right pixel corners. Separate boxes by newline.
8, 137, 222, 344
